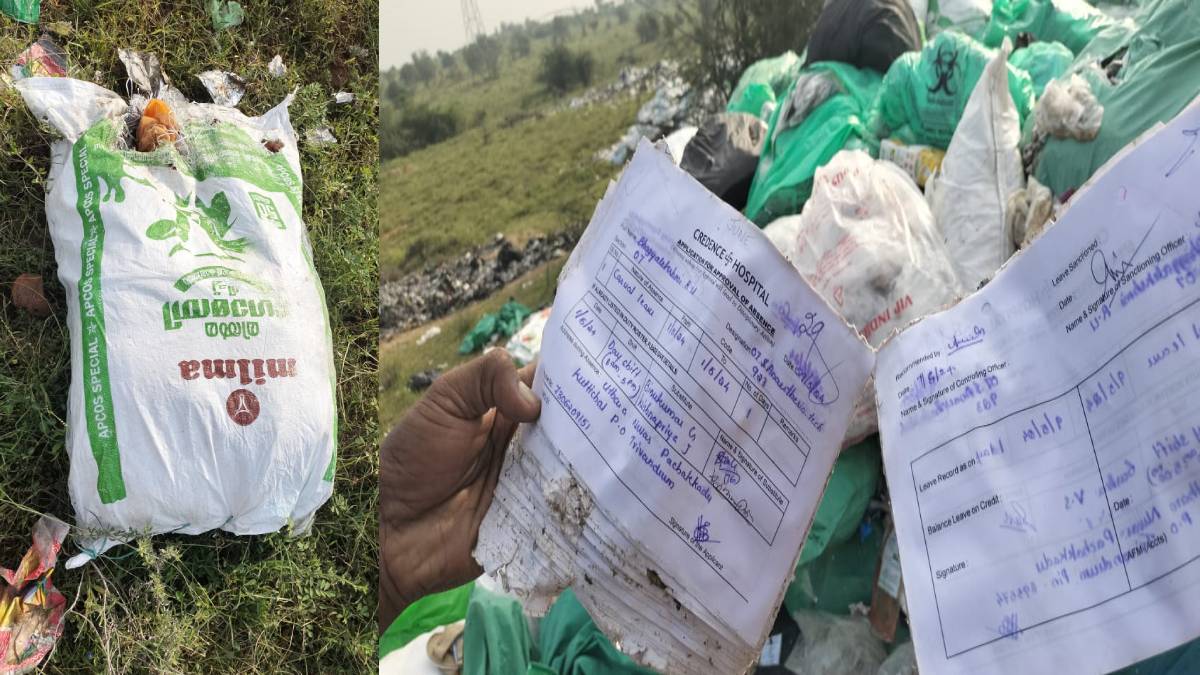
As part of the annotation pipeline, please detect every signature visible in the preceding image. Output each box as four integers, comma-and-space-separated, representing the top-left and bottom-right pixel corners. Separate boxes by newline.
775, 302, 840, 406
947, 325, 986, 354
1090, 215, 1158, 311
714, 451, 741, 486
1166, 125, 1200, 179
997, 613, 1020, 641
692, 515, 719, 544
1000, 502, 1037, 534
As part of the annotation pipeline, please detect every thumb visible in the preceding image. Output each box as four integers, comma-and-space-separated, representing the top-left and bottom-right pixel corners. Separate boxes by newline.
435, 349, 541, 423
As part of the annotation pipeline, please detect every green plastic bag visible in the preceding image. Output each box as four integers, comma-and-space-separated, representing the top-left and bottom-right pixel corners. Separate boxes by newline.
0, 0, 38, 22
207, 0, 245, 30
1010, 41, 1075, 95
459, 300, 533, 354
1035, 0, 1200, 194
878, 31, 1035, 149
727, 52, 803, 119
981, 0, 1115, 54
743, 62, 882, 226
463, 586, 656, 675
380, 582, 474, 658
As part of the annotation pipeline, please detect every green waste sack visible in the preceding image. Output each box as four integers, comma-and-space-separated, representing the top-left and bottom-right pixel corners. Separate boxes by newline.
981, 0, 1116, 55
207, 0, 245, 30
1010, 41, 1075, 95
743, 62, 882, 226
726, 51, 803, 119
1035, 0, 1200, 194
878, 31, 1035, 149
380, 582, 474, 658
0, 0, 38, 22
462, 586, 656, 675
459, 300, 533, 354
927, 0, 992, 38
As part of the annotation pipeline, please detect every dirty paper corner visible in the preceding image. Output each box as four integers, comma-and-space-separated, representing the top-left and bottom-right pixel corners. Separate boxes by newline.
476, 141, 875, 673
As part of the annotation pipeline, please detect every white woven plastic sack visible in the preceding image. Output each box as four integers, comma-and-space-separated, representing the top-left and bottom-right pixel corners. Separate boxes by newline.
927, 43, 1025, 292
767, 150, 962, 442
16, 77, 337, 567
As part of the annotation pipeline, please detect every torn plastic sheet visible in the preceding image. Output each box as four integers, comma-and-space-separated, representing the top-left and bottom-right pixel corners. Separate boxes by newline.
198, 70, 246, 107
333, 91, 355, 105
305, 126, 336, 145
268, 55, 286, 78
118, 48, 169, 96
1, 516, 68, 674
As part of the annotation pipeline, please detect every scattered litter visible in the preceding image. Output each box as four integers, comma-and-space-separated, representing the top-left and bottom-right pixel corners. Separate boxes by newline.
10, 36, 66, 82
876, 641, 918, 675
785, 611, 888, 675
1035, 72, 1104, 142
415, 325, 441, 346
679, 112, 767, 211
660, 125, 697, 164
928, 42, 1025, 292
15, 62, 336, 567
597, 73, 692, 165
118, 48, 170, 97
380, 231, 573, 339
43, 20, 70, 37
458, 300, 531, 355
268, 54, 287, 78
206, 0, 245, 30
0, 0, 38, 23
1007, 175, 1054, 248
1, 516, 68, 674
198, 70, 246, 107
879, 139, 944, 188
503, 306, 551, 367
305, 126, 337, 145
333, 91, 355, 105
135, 98, 180, 152
407, 369, 440, 392
11, 273, 50, 317
567, 61, 680, 111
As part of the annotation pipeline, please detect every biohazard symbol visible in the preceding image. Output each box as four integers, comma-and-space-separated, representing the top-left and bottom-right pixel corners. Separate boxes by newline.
927, 43, 959, 96
226, 388, 261, 426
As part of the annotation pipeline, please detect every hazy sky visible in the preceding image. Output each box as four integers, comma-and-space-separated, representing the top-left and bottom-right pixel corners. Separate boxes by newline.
382, 0, 599, 71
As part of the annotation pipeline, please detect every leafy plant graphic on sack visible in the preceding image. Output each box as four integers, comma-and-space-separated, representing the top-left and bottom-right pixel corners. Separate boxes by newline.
145, 191, 250, 261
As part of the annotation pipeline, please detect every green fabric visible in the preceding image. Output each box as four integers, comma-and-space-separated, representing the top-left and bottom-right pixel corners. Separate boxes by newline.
380, 581, 474, 658
459, 300, 533, 354
1010, 41, 1075, 95
463, 585, 536, 675
981, 0, 1115, 54
463, 587, 655, 675
0, 0, 38, 22
1035, 0, 1200, 195
878, 31, 1036, 149
727, 52, 804, 119
784, 438, 882, 614
743, 62, 883, 226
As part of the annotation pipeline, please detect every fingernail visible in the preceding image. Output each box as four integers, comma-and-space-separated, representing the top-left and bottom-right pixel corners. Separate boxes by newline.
519, 380, 538, 406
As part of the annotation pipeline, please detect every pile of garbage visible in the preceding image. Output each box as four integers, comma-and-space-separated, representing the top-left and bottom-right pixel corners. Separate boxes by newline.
384, 0, 1200, 672
566, 60, 682, 111
380, 232, 574, 339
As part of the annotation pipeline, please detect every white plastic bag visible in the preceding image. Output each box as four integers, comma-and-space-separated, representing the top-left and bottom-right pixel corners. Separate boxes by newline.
16, 76, 337, 567
771, 150, 962, 443
927, 43, 1025, 292
1035, 72, 1104, 141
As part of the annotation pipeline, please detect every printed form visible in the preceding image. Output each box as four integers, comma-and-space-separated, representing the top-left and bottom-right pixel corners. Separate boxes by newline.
875, 98, 1200, 674
528, 141, 874, 650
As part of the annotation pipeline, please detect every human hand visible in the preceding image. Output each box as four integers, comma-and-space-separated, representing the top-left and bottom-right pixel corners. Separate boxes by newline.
378, 349, 540, 630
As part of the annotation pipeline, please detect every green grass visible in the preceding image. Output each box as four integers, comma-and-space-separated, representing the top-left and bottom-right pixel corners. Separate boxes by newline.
410, 16, 662, 132
380, 97, 641, 278
380, 257, 565, 429
0, 0, 378, 671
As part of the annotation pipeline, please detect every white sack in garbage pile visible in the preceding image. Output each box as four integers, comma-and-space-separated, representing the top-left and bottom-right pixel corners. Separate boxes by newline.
927, 41, 1025, 292
15, 77, 337, 567
766, 150, 962, 443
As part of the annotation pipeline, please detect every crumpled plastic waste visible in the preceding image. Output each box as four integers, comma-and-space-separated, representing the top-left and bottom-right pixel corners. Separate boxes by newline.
135, 98, 180, 152
305, 126, 337, 145
333, 91, 355, 105
784, 610, 888, 675
198, 70, 246, 107
503, 306, 551, 367
207, 0, 244, 30
118, 48, 171, 97
268, 54, 287, 78
877, 641, 918, 675
1007, 175, 1055, 248
0, 0, 38, 23
9, 36, 66, 82
1, 516, 69, 674
1035, 72, 1104, 141
459, 300, 532, 355
597, 75, 692, 165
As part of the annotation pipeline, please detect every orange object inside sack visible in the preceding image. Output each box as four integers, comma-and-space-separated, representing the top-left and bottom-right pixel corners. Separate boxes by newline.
136, 98, 180, 152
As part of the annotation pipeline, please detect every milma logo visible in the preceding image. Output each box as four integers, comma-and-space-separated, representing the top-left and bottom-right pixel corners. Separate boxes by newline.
226, 389, 261, 426
177, 357, 297, 427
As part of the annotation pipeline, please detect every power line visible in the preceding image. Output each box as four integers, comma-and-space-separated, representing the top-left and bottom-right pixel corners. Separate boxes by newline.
462, 0, 485, 42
